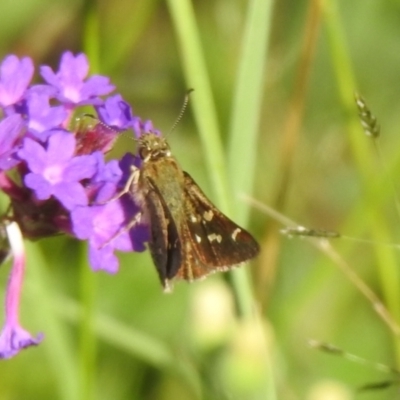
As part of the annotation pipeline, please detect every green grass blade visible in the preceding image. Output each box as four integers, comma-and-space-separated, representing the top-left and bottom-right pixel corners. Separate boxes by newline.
228, 0, 274, 225
166, 0, 266, 319
166, 0, 230, 212
225, 0, 274, 325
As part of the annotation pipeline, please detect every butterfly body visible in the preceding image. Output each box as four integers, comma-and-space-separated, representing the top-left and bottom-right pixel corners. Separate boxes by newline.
135, 132, 259, 290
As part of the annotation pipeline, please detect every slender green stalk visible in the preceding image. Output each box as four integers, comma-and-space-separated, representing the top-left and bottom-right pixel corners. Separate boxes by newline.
82, 0, 101, 74
227, 0, 274, 315
322, 0, 400, 362
227, 0, 273, 225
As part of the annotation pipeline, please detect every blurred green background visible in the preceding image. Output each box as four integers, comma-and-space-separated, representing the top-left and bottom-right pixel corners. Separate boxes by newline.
1, 0, 400, 399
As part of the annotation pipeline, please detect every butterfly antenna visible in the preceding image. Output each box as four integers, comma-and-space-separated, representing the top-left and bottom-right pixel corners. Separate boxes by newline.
166, 88, 194, 137
78, 113, 120, 134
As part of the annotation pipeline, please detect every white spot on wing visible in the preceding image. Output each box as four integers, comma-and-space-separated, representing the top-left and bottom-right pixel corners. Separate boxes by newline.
208, 233, 222, 243
195, 234, 202, 243
232, 228, 241, 241
203, 210, 214, 221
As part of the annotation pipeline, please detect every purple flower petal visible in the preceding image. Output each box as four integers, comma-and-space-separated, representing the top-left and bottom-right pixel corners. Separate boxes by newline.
53, 181, 89, 209
27, 84, 57, 98
25, 91, 67, 136
18, 136, 48, 171
24, 173, 52, 199
71, 194, 148, 273
96, 94, 134, 130
0, 55, 34, 107
63, 155, 98, 182
89, 244, 119, 273
18, 131, 97, 210
40, 51, 114, 105
93, 157, 122, 185
80, 76, 115, 100
0, 114, 25, 170
46, 131, 76, 164
71, 204, 122, 273
131, 117, 161, 138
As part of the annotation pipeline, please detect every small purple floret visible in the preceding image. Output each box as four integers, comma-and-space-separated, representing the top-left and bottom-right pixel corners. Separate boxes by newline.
18, 131, 97, 210
0, 324, 43, 359
71, 156, 148, 273
96, 94, 134, 130
25, 91, 67, 138
71, 199, 146, 273
131, 117, 161, 138
40, 51, 115, 105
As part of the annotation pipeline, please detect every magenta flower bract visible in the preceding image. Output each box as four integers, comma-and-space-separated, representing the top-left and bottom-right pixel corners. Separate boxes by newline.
0, 222, 43, 359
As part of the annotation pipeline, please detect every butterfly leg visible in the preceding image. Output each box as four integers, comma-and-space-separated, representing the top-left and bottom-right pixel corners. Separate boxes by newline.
99, 210, 144, 249
97, 165, 140, 204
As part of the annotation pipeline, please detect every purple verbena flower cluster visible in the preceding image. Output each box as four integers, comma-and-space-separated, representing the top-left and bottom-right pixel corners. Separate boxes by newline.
0, 51, 155, 358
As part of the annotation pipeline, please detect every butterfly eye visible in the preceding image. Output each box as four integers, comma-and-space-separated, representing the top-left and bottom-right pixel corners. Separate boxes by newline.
139, 146, 150, 160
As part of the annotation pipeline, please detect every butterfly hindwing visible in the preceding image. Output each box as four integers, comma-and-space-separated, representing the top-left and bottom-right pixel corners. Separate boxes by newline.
181, 172, 259, 270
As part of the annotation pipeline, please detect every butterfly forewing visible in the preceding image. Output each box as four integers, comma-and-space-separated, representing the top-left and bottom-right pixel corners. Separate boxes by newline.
144, 177, 182, 287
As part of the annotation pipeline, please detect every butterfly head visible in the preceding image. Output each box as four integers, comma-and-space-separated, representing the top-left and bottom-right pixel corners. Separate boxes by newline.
137, 132, 171, 162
